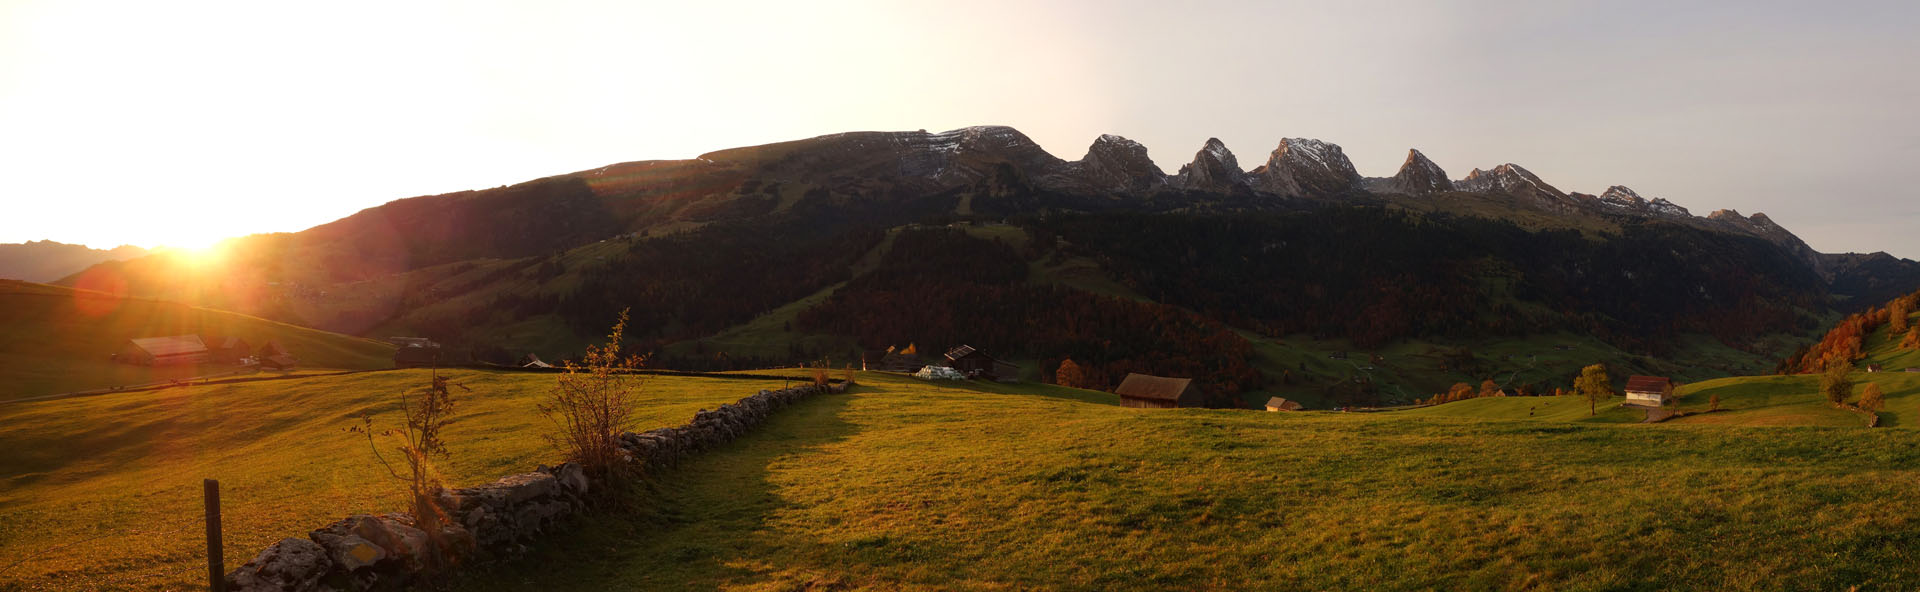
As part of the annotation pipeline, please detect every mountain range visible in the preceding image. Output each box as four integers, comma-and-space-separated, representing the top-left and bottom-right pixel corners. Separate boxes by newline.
55, 126, 1920, 405
0, 240, 148, 283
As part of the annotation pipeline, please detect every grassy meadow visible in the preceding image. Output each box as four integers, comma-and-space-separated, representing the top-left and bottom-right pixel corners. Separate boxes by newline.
0, 369, 797, 590
0, 280, 395, 399
445, 372, 1920, 591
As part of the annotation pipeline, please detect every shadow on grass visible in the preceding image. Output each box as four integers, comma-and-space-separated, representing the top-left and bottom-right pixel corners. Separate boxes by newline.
450, 389, 863, 591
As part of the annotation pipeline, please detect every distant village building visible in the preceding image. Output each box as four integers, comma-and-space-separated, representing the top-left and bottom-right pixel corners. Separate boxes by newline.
522, 354, 553, 369
1866, 364, 1884, 373
1907, 367, 1920, 373
944, 345, 1019, 382
115, 335, 211, 366
1115, 373, 1203, 409
1623, 375, 1671, 407
1264, 397, 1303, 412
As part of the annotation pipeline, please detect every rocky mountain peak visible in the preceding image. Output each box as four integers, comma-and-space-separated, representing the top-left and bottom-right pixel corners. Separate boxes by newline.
1174, 138, 1247, 192
1068, 134, 1166, 193
1385, 148, 1453, 195
1457, 163, 1567, 205
1250, 138, 1361, 197
1599, 185, 1648, 209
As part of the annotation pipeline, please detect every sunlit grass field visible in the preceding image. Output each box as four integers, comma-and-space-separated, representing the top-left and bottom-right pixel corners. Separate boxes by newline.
0, 280, 395, 399
454, 372, 1920, 591
0, 369, 795, 590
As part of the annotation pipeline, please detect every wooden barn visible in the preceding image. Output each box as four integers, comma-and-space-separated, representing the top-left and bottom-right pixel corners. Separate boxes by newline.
1623, 375, 1671, 407
257, 340, 299, 370
203, 336, 252, 364
115, 335, 210, 366
944, 345, 1019, 382
1264, 397, 1303, 412
1115, 373, 1202, 409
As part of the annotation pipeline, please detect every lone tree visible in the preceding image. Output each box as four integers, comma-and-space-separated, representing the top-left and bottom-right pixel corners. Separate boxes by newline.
1055, 358, 1089, 389
1860, 382, 1886, 413
543, 308, 647, 482
1903, 327, 1920, 350
1574, 364, 1611, 416
1708, 392, 1721, 411
1893, 298, 1911, 334
1820, 360, 1854, 406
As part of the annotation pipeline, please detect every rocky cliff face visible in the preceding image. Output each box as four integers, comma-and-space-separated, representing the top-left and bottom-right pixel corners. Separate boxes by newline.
1382, 149, 1453, 195
1052, 134, 1167, 194
1457, 163, 1568, 207
1249, 138, 1361, 197
1171, 138, 1249, 193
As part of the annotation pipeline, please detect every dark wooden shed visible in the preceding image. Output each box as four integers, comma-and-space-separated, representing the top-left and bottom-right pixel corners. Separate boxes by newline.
1115, 373, 1203, 409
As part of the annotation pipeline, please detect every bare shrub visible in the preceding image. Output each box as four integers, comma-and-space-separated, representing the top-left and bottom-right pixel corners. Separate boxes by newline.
351, 367, 468, 574
542, 309, 646, 481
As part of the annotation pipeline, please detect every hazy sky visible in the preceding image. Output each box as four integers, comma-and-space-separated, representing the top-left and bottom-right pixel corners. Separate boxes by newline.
3, 0, 1916, 255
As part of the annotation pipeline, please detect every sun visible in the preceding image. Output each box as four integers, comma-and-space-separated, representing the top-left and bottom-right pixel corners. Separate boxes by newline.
160, 238, 233, 269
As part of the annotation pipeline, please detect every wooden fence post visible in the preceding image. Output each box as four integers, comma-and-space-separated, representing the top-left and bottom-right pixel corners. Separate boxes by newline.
205, 479, 224, 592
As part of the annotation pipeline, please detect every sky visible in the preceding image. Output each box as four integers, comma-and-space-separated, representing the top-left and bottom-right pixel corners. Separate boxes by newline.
2, 0, 1916, 255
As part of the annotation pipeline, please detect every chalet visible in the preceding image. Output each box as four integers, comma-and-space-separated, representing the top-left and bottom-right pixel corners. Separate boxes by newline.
522, 354, 553, 369
1867, 364, 1884, 373
1115, 373, 1203, 409
1907, 367, 1920, 373
1623, 375, 1671, 407
944, 345, 1019, 382
1264, 397, 1303, 412
394, 341, 443, 368
203, 336, 252, 364
116, 335, 211, 366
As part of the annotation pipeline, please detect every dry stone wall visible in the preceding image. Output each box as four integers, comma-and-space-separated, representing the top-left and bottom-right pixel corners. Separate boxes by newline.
223, 382, 838, 592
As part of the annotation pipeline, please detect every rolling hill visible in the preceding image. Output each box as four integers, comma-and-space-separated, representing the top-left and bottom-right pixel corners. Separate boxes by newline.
0, 280, 395, 399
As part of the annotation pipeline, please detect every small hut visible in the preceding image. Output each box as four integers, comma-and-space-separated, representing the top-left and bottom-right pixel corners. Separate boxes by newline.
1867, 364, 1884, 373
1264, 397, 1303, 412
1623, 375, 1671, 406
116, 336, 211, 366
1115, 373, 1202, 409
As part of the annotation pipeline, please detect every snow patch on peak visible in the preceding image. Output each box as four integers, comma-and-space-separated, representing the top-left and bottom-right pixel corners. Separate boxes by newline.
1279, 138, 1334, 167
1599, 185, 1647, 209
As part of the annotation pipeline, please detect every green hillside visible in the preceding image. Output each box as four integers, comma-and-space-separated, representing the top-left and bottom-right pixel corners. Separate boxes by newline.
448, 372, 1920, 591
0, 369, 799, 590
0, 280, 395, 399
